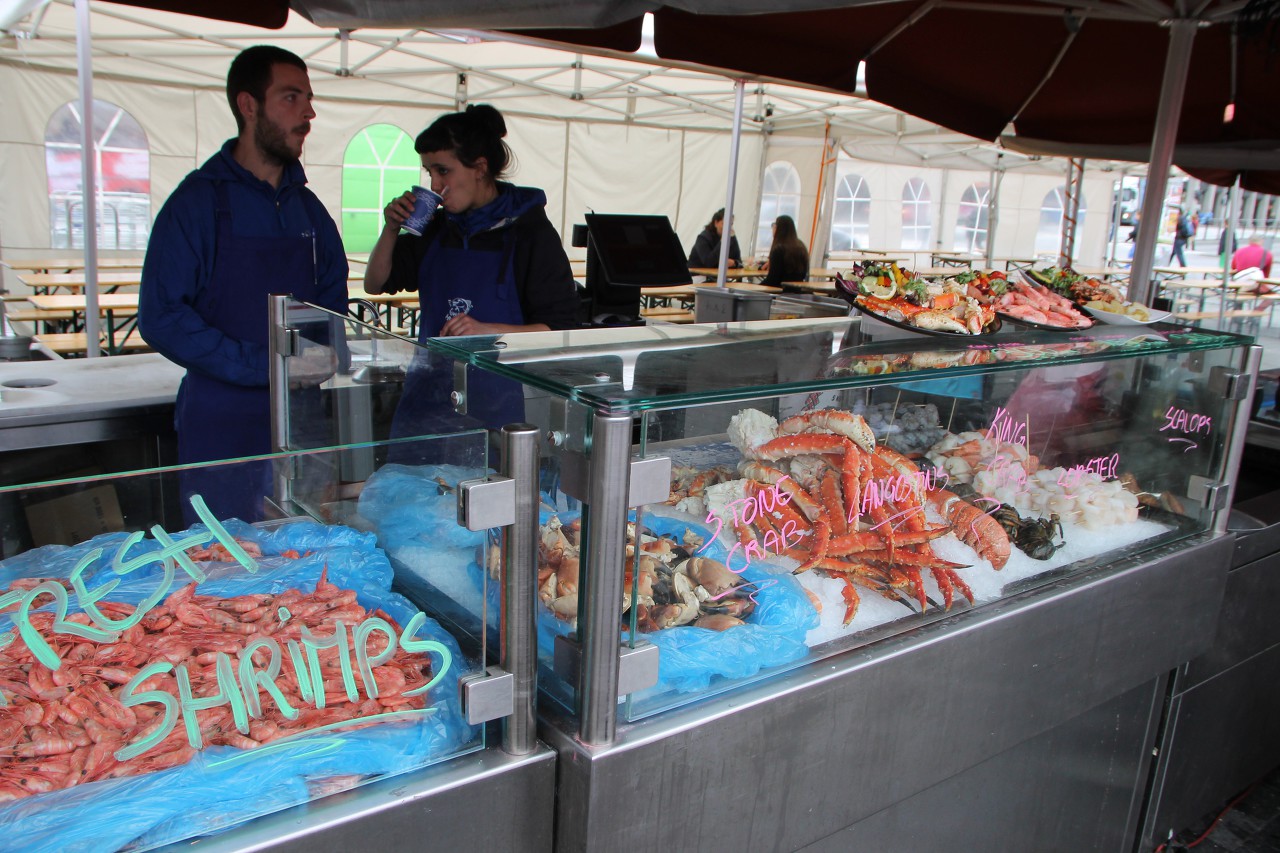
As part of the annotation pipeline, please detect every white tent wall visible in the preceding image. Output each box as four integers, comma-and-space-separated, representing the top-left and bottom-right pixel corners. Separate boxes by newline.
0, 60, 766, 292
820, 153, 1115, 266
749, 134, 824, 261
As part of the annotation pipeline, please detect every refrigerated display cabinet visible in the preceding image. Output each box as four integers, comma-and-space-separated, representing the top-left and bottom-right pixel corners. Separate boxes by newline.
274, 300, 1259, 851
0, 430, 554, 853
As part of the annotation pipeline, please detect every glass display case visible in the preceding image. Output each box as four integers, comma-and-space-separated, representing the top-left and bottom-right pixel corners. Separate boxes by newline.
0, 433, 507, 851
273, 301, 1256, 742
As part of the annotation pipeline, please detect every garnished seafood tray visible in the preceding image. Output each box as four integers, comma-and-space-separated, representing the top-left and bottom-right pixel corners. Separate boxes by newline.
835, 263, 1000, 335
661, 405, 1180, 650
0, 518, 471, 852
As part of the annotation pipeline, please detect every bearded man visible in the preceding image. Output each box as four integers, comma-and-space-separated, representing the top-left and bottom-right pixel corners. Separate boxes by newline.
140, 45, 347, 521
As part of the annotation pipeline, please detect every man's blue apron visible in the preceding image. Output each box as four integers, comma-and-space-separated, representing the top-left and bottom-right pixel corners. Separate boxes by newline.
176, 182, 322, 522
389, 226, 526, 465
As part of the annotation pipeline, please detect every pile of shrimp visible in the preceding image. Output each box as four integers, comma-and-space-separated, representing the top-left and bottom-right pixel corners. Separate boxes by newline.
997, 278, 1093, 328
0, 565, 433, 802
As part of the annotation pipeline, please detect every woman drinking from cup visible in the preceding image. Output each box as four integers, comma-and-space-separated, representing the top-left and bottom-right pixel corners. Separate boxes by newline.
364, 104, 578, 455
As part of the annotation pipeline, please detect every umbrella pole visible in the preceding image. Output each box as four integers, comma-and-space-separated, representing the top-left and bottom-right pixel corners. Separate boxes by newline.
716, 79, 746, 288
1128, 19, 1198, 306
75, 0, 101, 357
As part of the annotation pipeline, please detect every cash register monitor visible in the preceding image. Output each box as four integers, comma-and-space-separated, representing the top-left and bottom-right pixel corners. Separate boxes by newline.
579, 213, 692, 326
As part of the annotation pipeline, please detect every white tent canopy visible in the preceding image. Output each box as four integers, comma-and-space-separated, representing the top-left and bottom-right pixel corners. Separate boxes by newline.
0, 0, 1137, 282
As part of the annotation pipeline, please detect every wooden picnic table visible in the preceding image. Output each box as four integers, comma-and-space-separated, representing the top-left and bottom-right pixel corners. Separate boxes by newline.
688, 267, 764, 280
17, 271, 143, 294
25, 293, 140, 354
1152, 265, 1227, 279
348, 286, 421, 335
996, 257, 1041, 272
1160, 279, 1259, 314
929, 253, 980, 269
2, 257, 145, 274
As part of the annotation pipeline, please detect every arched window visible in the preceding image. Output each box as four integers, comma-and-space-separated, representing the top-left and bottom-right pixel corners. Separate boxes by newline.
900, 178, 932, 250
756, 161, 802, 252
1035, 187, 1088, 256
830, 172, 871, 251
45, 100, 150, 250
341, 124, 421, 253
954, 182, 990, 253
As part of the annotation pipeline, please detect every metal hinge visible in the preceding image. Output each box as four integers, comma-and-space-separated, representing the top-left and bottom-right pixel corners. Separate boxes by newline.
457, 475, 516, 530
558, 452, 672, 507
272, 326, 300, 358
1209, 367, 1252, 402
451, 361, 468, 413
1187, 476, 1229, 512
553, 636, 660, 696
459, 666, 515, 725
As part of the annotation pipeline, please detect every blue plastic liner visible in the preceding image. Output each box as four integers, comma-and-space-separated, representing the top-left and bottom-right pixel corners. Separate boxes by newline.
357, 464, 816, 700
0, 519, 478, 853
532, 509, 815, 696
357, 464, 492, 628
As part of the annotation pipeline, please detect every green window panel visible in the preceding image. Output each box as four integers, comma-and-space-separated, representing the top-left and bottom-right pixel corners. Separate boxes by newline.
341, 124, 421, 253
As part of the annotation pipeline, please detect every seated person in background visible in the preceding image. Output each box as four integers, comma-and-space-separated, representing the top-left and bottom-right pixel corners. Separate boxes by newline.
1232, 235, 1274, 290
688, 208, 742, 269
758, 215, 809, 292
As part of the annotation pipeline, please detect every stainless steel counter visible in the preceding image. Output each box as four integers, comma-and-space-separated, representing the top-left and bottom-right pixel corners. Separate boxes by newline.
545, 533, 1233, 853
0, 353, 182, 451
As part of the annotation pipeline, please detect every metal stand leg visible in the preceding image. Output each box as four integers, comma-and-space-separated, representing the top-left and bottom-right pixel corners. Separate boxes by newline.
501, 424, 540, 755
577, 412, 633, 746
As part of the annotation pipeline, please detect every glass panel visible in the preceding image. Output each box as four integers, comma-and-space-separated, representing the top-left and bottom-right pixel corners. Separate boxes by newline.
0, 438, 486, 849
421, 314, 1250, 721
429, 319, 1252, 414
614, 340, 1248, 719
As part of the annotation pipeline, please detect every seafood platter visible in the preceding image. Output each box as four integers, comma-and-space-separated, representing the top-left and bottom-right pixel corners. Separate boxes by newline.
0, 516, 472, 852
1025, 266, 1170, 325
834, 262, 1001, 335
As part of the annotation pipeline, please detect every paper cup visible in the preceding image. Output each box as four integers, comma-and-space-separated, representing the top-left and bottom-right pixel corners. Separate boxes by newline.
403, 185, 443, 235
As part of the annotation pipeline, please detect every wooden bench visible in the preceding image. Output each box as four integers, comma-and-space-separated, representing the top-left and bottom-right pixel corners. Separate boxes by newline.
1175, 309, 1269, 335
5, 308, 75, 323
641, 309, 695, 323
1177, 309, 1268, 321
33, 332, 151, 355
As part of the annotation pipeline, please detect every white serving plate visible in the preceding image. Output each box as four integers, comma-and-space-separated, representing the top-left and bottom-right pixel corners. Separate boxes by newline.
1082, 303, 1172, 325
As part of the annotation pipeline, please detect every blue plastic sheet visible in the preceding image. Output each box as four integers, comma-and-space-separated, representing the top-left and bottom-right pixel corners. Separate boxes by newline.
358, 464, 816, 701
0, 519, 477, 853
358, 464, 492, 629
531, 509, 815, 698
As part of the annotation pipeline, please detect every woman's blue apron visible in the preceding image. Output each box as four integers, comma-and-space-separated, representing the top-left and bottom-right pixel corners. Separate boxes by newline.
176, 182, 322, 522
388, 225, 526, 465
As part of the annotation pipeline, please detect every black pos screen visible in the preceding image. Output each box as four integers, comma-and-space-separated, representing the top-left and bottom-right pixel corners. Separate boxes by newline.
581, 213, 692, 325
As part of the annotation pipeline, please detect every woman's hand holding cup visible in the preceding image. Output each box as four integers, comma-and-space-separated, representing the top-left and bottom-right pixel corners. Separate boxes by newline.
383, 191, 416, 231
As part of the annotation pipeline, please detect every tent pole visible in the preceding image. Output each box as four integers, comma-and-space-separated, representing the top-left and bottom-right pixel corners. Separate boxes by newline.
716, 79, 746, 288
809, 119, 832, 252
1107, 167, 1128, 266
75, 0, 100, 357
984, 155, 1003, 268
1059, 157, 1084, 268
1129, 18, 1197, 306
1219, 177, 1238, 328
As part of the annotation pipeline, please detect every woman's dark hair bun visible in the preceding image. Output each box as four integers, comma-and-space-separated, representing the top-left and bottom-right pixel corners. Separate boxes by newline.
466, 104, 507, 138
